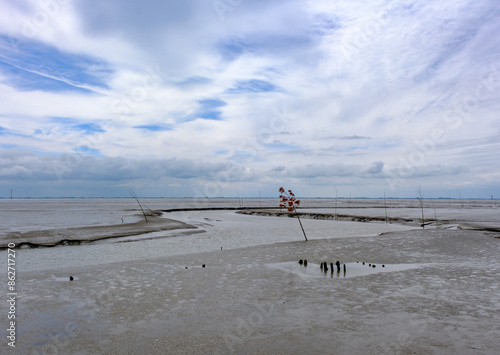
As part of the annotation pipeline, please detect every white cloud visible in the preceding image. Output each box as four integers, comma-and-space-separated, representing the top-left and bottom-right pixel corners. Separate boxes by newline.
0, 0, 499, 198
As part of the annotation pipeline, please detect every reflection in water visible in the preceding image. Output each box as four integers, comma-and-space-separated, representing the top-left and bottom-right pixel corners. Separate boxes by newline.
267, 261, 424, 279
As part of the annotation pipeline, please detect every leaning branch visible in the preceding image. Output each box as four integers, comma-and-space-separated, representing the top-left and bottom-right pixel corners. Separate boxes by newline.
129, 189, 148, 223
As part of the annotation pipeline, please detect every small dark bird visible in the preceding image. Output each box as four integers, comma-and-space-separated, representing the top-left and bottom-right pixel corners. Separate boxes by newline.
299, 259, 304, 265
69, 276, 74, 281
202, 264, 206, 268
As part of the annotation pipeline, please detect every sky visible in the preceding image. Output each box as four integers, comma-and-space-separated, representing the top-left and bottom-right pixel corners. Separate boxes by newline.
0, 0, 499, 199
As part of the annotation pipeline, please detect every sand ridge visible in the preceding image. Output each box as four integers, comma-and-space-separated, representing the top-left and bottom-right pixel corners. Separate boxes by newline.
1, 215, 196, 249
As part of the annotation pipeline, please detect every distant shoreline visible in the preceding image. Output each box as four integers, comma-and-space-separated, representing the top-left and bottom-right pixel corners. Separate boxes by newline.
1, 196, 497, 200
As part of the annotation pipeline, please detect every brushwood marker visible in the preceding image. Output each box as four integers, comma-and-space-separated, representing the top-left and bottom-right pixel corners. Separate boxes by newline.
7, 243, 16, 347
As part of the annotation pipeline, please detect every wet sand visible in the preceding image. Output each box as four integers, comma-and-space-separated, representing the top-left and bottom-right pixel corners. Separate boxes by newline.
1, 215, 196, 249
16, 227, 500, 354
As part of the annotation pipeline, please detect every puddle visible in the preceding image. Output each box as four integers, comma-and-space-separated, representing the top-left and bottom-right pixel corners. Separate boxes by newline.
50, 275, 78, 282
266, 261, 424, 279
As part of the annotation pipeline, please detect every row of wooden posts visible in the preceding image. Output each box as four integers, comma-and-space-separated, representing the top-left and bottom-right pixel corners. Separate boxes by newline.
320, 261, 346, 273
298, 260, 387, 274
298, 259, 346, 273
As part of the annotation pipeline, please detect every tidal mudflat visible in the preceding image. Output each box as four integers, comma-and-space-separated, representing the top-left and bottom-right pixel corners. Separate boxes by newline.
1, 199, 499, 354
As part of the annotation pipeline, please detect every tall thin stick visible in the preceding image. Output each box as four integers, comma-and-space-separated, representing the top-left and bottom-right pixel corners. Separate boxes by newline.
334, 185, 338, 221
129, 189, 148, 223
458, 189, 464, 208
384, 192, 388, 223
295, 212, 308, 241
236, 190, 242, 208
431, 199, 439, 228
417, 186, 425, 229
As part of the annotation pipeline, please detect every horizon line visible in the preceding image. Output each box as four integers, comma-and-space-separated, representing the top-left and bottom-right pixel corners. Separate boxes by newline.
1, 196, 497, 200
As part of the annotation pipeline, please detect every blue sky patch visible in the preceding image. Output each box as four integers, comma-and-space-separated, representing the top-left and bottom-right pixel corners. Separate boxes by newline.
266, 143, 301, 151
198, 98, 227, 109
342, 145, 369, 153
218, 38, 253, 61
72, 123, 106, 134
227, 79, 279, 94
44, 118, 106, 135
49, 116, 78, 124
134, 124, 174, 132
198, 111, 222, 120
177, 76, 212, 86
215, 149, 230, 155
0, 35, 112, 93
0, 144, 24, 150
0, 60, 96, 93
191, 98, 227, 121
74, 146, 102, 156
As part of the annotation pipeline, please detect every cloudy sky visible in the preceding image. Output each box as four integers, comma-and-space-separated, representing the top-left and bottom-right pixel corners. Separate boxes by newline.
0, 0, 499, 198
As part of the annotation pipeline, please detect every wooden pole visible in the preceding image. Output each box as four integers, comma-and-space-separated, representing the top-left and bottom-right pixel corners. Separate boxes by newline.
295, 210, 308, 241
